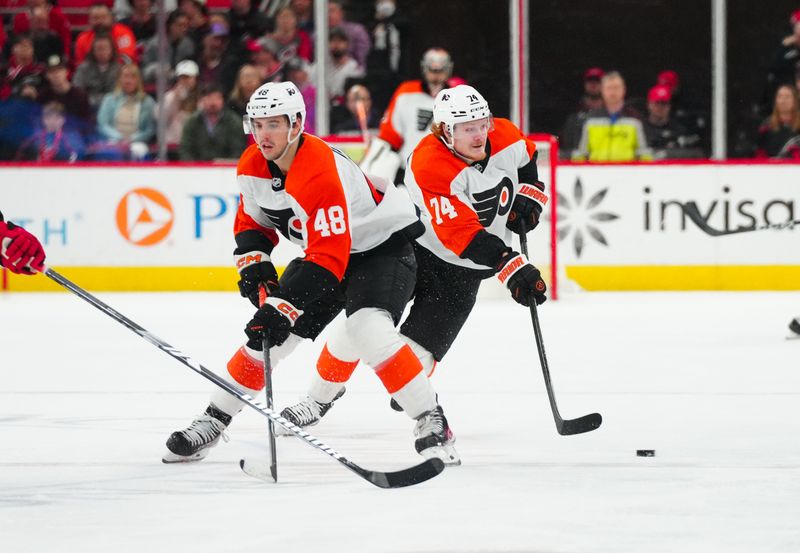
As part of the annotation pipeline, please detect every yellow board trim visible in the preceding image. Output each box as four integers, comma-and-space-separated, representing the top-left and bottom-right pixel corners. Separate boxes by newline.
566, 265, 800, 291
4, 265, 800, 292
4, 267, 241, 292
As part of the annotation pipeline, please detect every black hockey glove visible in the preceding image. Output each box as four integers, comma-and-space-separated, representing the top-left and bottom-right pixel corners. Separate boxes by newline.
495, 251, 547, 306
244, 296, 302, 348
506, 181, 548, 235
235, 248, 279, 307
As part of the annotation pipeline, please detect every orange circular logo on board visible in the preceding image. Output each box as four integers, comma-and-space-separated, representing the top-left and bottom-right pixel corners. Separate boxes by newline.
116, 188, 174, 246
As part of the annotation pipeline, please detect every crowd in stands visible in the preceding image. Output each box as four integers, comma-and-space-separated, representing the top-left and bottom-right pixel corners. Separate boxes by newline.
0, 0, 410, 161
1, 0, 800, 162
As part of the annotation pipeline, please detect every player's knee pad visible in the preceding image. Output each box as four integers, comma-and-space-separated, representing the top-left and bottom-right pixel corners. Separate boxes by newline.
345, 307, 405, 367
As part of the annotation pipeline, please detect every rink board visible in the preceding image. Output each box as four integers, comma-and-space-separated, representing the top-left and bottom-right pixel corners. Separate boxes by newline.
1, 161, 799, 291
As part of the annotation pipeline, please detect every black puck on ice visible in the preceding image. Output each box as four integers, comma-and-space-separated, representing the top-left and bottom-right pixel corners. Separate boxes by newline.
636, 449, 655, 457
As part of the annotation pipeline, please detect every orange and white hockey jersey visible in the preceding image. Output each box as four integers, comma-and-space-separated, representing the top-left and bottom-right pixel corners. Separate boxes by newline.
404, 118, 542, 272
378, 80, 437, 168
235, 134, 419, 281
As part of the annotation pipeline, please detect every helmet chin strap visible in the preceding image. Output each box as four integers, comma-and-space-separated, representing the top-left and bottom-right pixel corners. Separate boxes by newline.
274, 122, 301, 162
439, 125, 474, 163
256, 117, 301, 162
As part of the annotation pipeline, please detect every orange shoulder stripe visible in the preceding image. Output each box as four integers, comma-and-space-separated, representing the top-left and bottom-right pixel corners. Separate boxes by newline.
490, 118, 537, 160
287, 136, 352, 280
410, 136, 484, 256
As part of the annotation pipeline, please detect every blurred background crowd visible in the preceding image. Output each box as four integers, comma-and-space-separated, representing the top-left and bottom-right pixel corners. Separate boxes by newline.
0, 0, 799, 162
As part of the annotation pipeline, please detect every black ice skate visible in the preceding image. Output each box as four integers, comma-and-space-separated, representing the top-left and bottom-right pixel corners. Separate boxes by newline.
162, 405, 231, 463
414, 405, 461, 466
276, 388, 346, 436
789, 317, 800, 337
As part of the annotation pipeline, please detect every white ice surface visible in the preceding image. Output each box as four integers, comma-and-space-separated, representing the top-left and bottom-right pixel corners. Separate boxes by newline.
1, 290, 799, 553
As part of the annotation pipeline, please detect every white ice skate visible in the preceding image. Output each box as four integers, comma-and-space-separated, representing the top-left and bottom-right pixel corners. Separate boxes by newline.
275, 388, 346, 436
414, 405, 461, 466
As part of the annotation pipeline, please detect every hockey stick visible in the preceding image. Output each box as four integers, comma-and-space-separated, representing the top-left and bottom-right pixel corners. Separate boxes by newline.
45, 268, 444, 488
684, 201, 800, 237
518, 226, 602, 436
240, 285, 278, 483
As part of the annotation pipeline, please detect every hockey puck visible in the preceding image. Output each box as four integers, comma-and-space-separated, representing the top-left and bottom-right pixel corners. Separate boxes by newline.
636, 449, 655, 457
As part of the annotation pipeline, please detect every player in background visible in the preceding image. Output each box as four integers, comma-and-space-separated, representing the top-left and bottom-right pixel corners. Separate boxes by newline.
163, 82, 455, 464
359, 47, 453, 184
278, 85, 547, 444
0, 211, 46, 275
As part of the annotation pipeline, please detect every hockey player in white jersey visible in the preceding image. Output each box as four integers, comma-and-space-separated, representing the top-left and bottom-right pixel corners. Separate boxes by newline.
359, 47, 453, 184
278, 85, 548, 455
163, 82, 455, 465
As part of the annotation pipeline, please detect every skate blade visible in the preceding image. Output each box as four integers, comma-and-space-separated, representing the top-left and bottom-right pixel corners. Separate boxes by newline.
161, 449, 211, 464
420, 444, 461, 466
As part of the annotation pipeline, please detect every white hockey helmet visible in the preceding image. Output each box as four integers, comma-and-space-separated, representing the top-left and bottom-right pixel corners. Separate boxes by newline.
433, 84, 492, 138
420, 48, 453, 77
243, 81, 306, 134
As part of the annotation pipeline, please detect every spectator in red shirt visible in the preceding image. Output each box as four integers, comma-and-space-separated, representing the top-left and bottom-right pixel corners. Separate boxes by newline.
268, 6, 313, 63
1, 35, 44, 101
12, 0, 71, 64
74, 4, 137, 66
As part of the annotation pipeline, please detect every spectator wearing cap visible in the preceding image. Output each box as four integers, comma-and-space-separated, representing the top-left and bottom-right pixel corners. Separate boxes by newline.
227, 0, 272, 47
11, 0, 71, 64
268, 6, 313, 63
73, 34, 122, 110
197, 17, 238, 95
643, 84, 701, 159
559, 67, 605, 158
16, 100, 85, 161
179, 83, 246, 161
333, 83, 380, 135
141, 10, 196, 84
120, 0, 156, 42
156, 59, 199, 155
756, 84, 800, 159
74, 4, 137, 66
38, 55, 93, 136
28, 5, 64, 63
765, 9, 800, 115
285, 57, 316, 134
227, 64, 260, 117
96, 63, 156, 160
248, 36, 285, 84
1, 35, 44, 101
326, 27, 365, 106
573, 71, 651, 162
328, 0, 370, 68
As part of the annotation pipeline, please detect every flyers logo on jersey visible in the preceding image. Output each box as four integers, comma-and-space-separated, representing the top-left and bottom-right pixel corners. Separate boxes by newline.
471, 177, 514, 227
116, 188, 174, 246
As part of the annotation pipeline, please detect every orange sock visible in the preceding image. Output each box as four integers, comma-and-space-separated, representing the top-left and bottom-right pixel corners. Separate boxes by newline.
374, 344, 423, 393
317, 344, 358, 383
227, 346, 265, 390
